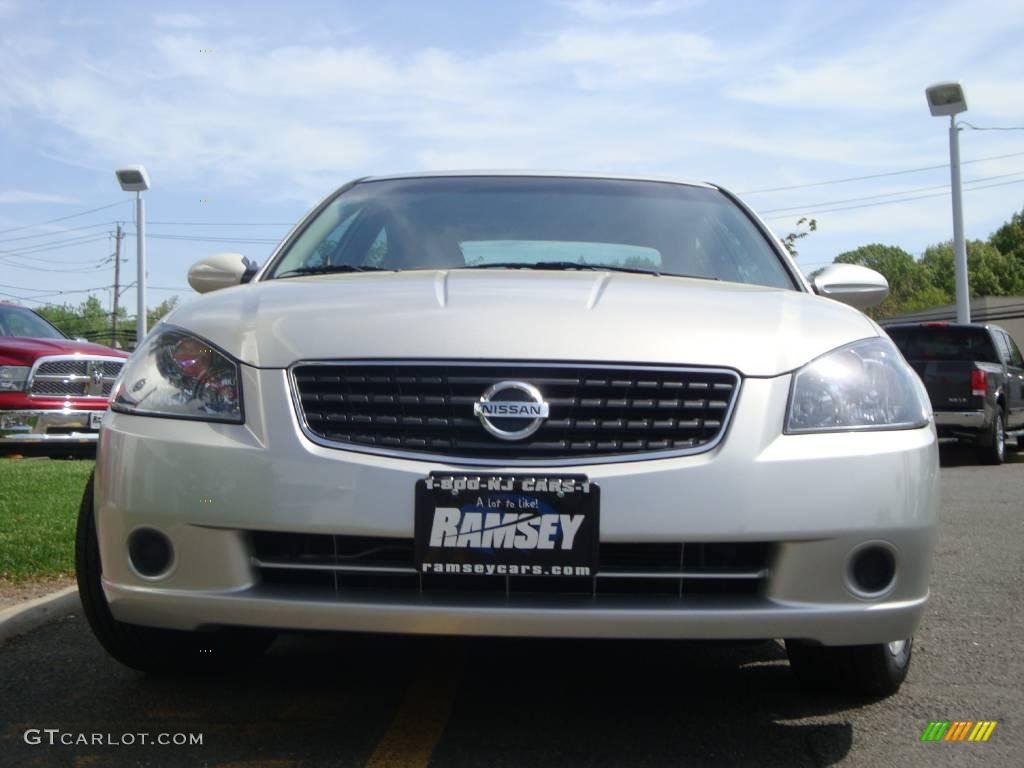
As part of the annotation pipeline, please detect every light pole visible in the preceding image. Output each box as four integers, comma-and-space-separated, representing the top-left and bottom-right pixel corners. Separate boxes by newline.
925, 82, 970, 323
115, 165, 150, 345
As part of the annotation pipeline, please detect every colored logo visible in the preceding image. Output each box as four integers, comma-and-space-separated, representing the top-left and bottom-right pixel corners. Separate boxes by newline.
920, 721, 997, 742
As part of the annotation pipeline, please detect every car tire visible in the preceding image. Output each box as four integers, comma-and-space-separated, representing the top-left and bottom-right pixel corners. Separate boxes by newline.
979, 410, 1006, 465
785, 638, 912, 697
76, 473, 275, 673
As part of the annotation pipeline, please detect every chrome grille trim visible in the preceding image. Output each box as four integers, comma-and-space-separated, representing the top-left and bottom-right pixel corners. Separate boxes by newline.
27, 355, 125, 399
288, 360, 742, 466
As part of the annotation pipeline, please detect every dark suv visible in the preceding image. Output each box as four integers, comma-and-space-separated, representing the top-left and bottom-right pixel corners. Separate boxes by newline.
886, 322, 1024, 464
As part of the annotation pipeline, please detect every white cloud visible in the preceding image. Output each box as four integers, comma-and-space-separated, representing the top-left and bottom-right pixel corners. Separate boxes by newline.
0, 189, 79, 204
546, 30, 718, 89
563, 0, 700, 23
58, 11, 101, 27
730, 1, 1024, 115
155, 13, 206, 29
2, 0, 1021, 222
0, 25, 733, 201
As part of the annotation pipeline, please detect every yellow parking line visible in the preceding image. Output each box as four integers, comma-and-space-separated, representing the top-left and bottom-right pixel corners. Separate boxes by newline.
365, 664, 459, 768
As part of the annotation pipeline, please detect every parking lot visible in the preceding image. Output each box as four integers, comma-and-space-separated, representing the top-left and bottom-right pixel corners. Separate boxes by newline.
1, 446, 1021, 767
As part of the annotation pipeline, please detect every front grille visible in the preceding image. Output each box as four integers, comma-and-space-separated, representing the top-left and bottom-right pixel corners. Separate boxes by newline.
29, 357, 123, 399
250, 532, 771, 600
292, 362, 740, 462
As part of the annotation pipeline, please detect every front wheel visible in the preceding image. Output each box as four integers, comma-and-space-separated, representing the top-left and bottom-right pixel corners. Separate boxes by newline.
75, 473, 274, 673
979, 411, 1006, 465
785, 638, 912, 697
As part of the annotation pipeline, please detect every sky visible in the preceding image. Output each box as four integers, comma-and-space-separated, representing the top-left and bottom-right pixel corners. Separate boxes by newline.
1, 0, 1023, 317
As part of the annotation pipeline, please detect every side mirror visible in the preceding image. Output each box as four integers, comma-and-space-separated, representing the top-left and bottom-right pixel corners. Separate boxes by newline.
187, 253, 255, 294
812, 263, 889, 309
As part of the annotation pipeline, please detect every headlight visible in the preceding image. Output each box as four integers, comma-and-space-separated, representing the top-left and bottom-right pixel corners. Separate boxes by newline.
786, 337, 929, 433
0, 366, 30, 391
111, 327, 243, 423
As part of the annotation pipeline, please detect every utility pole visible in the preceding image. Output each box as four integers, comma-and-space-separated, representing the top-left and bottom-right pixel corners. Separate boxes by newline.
948, 116, 970, 323
136, 191, 146, 343
925, 82, 970, 323
112, 224, 123, 348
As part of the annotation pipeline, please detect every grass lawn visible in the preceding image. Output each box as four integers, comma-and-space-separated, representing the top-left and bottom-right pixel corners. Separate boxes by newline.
0, 458, 94, 582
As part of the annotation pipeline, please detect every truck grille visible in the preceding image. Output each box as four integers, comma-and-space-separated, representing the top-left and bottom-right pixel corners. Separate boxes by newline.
29, 357, 124, 399
250, 532, 771, 600
291, 362, 740, 463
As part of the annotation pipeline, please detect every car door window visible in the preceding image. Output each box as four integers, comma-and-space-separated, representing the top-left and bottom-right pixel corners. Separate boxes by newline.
1003, 332, 1024, 367
993, 331, 1010, 363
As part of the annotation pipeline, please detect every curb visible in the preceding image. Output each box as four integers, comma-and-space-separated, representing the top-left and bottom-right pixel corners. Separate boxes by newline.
0, 586, 81, 645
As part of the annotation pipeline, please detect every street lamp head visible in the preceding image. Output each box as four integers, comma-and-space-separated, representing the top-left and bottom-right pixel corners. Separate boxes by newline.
115, 165, 150, 192
925, 81, 967, 117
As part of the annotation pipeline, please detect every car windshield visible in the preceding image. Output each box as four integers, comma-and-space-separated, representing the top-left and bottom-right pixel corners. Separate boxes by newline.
265, 176, 796, 289
0, 304, 66, 339
887, 326, 1000, 363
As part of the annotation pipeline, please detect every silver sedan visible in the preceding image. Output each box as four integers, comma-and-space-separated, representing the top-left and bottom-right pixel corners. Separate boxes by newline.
78, 172, 938, 696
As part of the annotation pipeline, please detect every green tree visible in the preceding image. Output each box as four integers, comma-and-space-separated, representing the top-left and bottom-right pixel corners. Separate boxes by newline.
147, 297, 180, 329
834, 244, 938, 318
33, 295, 179, 347
35, 296, 116, 339
920, 240, 1024, 298
989, 206, 1024, 263
781, 217, 817, 258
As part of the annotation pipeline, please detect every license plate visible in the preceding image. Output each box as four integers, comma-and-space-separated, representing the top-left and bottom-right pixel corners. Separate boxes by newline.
89, 411, 105, 429
415, 474, 599, 577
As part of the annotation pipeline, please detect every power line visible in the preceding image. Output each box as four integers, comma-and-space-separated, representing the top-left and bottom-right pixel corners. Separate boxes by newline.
0, 281, 54, 293
0, 220, 119, 245
0, 258, 111, 274
765, 177, 1024, 219
0, 200, 128, 236
0, 251, 113, 266
148, 220, 293, 226
123, 231, 280, 244
759, 170, 1024, 215
0, 284, 112, 302
0, 231, 112, 256
960, 121, 1024, 132
738, 150, 1024, 195
0, 234, 111, 261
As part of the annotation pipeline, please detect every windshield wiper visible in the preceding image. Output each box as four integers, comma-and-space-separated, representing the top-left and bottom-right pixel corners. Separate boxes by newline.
273, 264, 395, 279
461, 261, 724, 281
460, 261, 660, 276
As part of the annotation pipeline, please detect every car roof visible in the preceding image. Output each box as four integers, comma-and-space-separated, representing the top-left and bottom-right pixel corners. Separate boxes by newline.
358, 170, 719, 190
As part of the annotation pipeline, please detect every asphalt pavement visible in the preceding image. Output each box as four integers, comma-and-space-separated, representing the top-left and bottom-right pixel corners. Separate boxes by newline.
1, 445, 1021, 767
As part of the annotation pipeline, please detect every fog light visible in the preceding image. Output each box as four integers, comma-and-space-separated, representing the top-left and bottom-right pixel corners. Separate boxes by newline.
847, 544, 896, 597
128, 528, 174, 578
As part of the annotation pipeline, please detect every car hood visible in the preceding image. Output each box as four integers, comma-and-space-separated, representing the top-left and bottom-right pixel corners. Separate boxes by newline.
164, 270, 878, 377
0, 336, 128, 366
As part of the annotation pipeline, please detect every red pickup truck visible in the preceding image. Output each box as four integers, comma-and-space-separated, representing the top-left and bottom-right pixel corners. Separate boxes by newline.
0, 302, 129, 449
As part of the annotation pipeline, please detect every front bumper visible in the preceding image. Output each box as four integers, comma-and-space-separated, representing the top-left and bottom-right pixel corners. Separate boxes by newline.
94, 368, 940, 646
102, 582, 929, 645
0, 409, 104, 444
